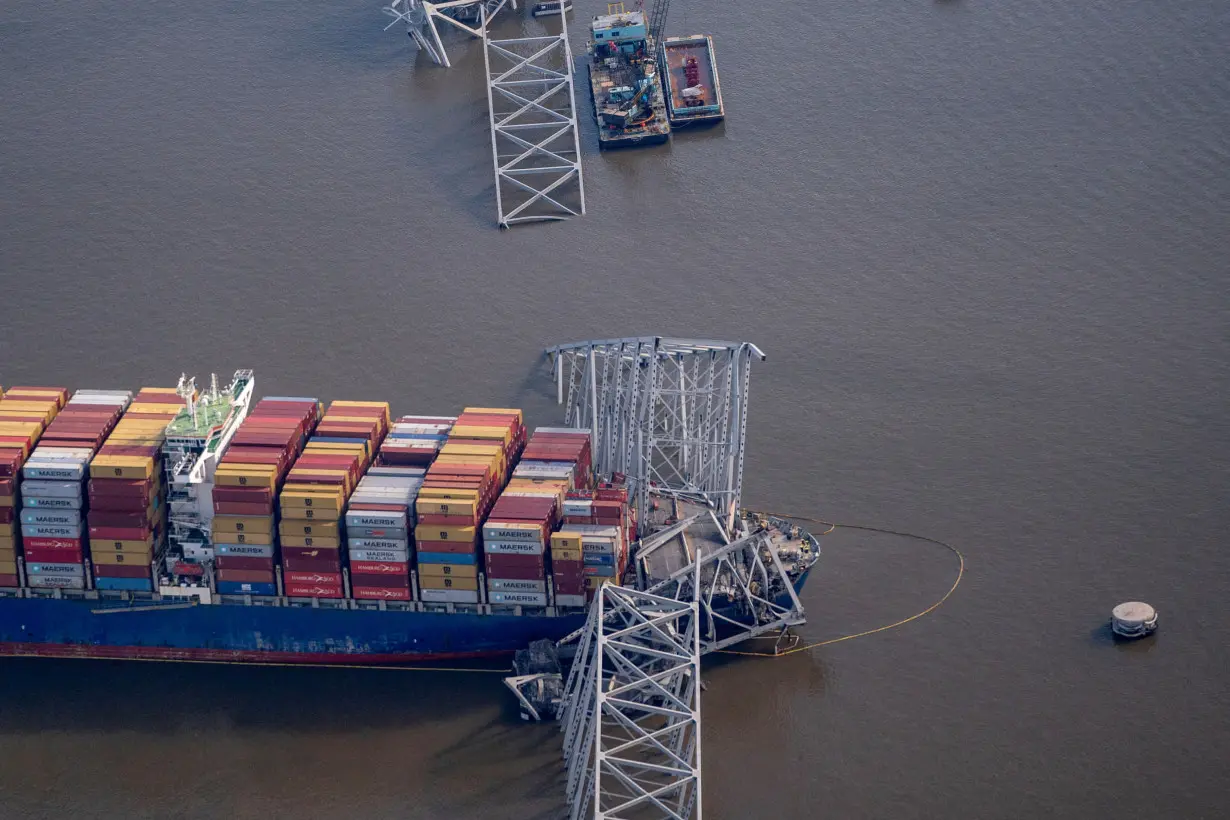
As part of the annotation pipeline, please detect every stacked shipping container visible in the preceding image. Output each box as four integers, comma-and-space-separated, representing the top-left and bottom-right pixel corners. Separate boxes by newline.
379, 416, 454, 467
0, 387, 70, 588
88, 387, 180, 592
416, 408, 526, 605
278, 401, 388, 600
347, 466, 423, 601
214, 397, 322, 596
22, 390, 132, 591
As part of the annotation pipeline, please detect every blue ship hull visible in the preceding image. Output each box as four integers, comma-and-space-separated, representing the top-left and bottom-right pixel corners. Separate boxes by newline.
0, 568, 813, 665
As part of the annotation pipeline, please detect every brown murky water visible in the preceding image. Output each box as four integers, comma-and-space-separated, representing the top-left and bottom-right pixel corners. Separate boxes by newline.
2, 0, 1228, 817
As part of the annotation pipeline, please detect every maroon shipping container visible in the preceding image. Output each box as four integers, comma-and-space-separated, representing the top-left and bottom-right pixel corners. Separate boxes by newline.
0, 453, 24, 478
96, 444, 161, 458
23, 536, 82, 551
346, 502, 407, 513
88, 525, 152, 542
486, 553, 546, 571
24, 547, 84, 563
485, 559, 546, 581
88, 479, 152, 499
285, 582, 343, 599
0, 508, 13, 524
215, 555, 276, 571
89, 509, 152, 527
350, 560, 409, 575
554, 578, 586, 594
89, 494, 150, 512
0, 573, 20, 588
350, 573, 411, 589
415, 540, 477, 554
94, 564, 150, 579
351, 586, 412, 601
213, 486, 274, 503
217, 568, 276, 583
214, 500, 275, 516
280, 545, 337, 561
282, 556, 342, 573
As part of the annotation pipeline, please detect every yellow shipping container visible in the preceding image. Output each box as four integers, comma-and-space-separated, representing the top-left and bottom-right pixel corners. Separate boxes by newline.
279, 520, 339, 538
92, 549, 154, 565
585, 575, 617, 590
0, 536, 14, 551
414, 524, 477, 543
212, 516, 274, 535
0, 495, 12, 507
420, 575, 479, 591
91, 537, 155, 552
552, 547, 582, 562
127, 403, 184, 414
449, 425, 512, 444
280, 490, 344, 511
418, 487, 480, 499
415, 497, 479, 518
279, 535, 340, 549
219, 530, 273, 546
215, 465, 278, 488
0, 560, 19, 575
551, 532, 583, 550
417, 563, 478, 578
89, 457, 155, 480
280, 506, 339, 522
0, 523, 14, 537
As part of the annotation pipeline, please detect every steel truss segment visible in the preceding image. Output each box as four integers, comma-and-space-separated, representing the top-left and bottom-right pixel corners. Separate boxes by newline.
482, 6, 585, 227
645, 515, 807, 655
383, 0, 517, 68
546, 338, 765, 536
561, 583, 702, 820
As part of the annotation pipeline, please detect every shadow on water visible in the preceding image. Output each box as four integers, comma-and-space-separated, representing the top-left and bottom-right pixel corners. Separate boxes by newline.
0, 658, 515, 735
1088, 623, 1160, 655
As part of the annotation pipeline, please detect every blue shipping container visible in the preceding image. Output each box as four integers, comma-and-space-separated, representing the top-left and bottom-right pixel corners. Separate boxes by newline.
94, 577, 155, 592
418, 551, 477, 565
217, 581, 278, 596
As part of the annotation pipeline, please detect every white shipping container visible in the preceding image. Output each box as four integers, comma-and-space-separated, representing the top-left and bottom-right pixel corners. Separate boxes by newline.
22, 495, 83, 510
419, 588, 480, 604
350, 548, 411, 563
22, 523, 83, 539
344, 511, 407, 529
489, 591, 548, 607
348, 538, 410, 552
18, 481, 83, 499
20, 509, 81, 527
22, 462, 87, 481
483, 540, 546, 556
487, 578, 546, 593
26, 574, 86, 589
216, 543, 276, 558
27, 563, 85, 576
555, 593, 587, 608
481, 524, 546, 543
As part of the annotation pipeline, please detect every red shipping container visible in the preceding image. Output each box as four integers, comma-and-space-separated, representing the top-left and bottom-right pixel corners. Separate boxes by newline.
285, 582, 343, 598
0, 508, 14, 524
351, 586, 412, 601
22, 536, 82, 551
89, 526, 152, 541
215, 555, 275, 571
0, 574, 20, 587
96, 445, 160, 458
89, 510, 151, 527
88, 479, 152, 499
217, 568, 276, 583
285, 570, 343, 585
348, 502, 407, 513
282, 555, 342, 573
24, 547, 84, 563
94, 564, 150, 578
486, 553, 546, 573
350, 560, 409, 575
213, 486, 274, 503
213, 500, 274, 516
483, 564, 544, 581
350, 572, 410, 588
415, 539, 477, 554
280, 545, 338, 561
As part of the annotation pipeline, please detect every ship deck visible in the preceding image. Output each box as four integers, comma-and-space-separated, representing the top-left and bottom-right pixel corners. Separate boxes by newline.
587, 50, 671, 149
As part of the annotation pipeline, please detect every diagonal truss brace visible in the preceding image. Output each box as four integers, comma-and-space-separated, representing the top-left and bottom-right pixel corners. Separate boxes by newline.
645, 513, 807, 655
383, 0, 515, 68
482, 6, 585, 227
561, 583, 702, 820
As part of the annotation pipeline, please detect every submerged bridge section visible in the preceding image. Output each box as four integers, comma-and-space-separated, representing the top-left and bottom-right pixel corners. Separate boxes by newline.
382, 1, 585, 228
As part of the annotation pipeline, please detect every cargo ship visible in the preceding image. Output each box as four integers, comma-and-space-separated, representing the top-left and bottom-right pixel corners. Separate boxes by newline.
587, 4, 671, 148
0, 378, 817, 665
659, 34, 725, 126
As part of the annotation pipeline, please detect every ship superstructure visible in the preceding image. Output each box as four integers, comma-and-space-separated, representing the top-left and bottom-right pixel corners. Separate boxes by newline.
159, 371, 254, 594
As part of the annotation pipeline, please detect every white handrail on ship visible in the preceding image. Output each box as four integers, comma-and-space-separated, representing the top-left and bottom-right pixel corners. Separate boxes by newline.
186, 370, 254, 485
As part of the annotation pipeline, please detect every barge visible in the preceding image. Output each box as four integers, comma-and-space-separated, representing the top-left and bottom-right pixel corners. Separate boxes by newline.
660, 34, 725, 126
587, 4, 671, 148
